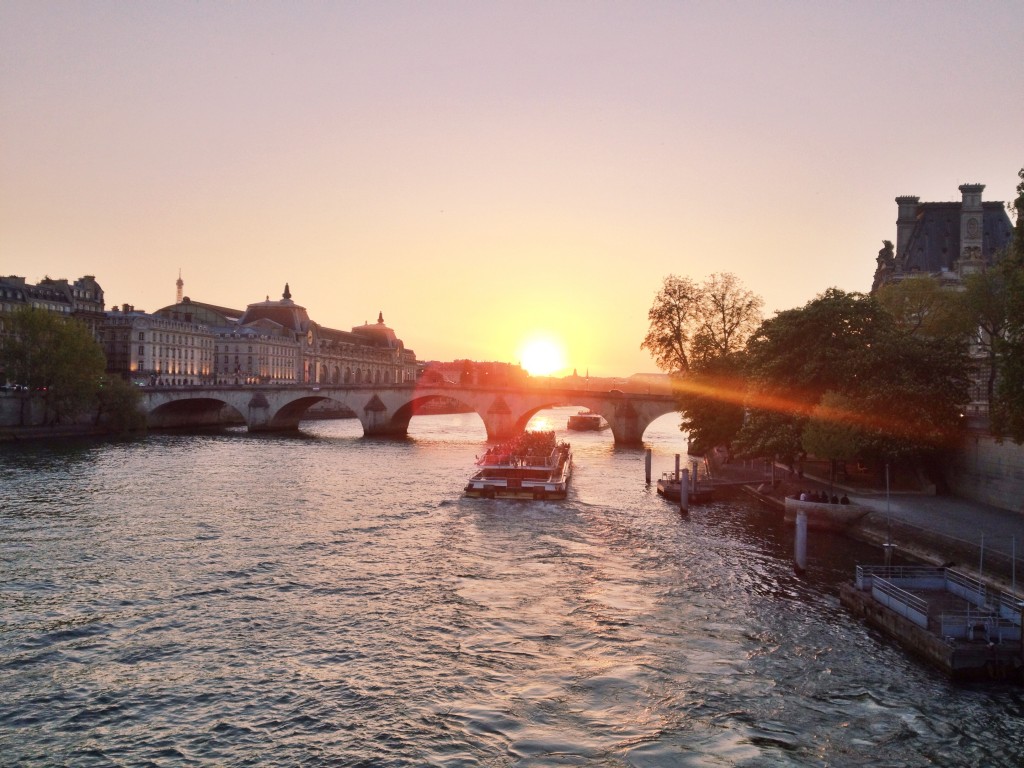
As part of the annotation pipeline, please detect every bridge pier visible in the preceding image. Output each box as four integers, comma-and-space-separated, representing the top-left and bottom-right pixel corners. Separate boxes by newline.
360, 394, 412, 437
480, 396, 521, 442
607, 400, 645, 446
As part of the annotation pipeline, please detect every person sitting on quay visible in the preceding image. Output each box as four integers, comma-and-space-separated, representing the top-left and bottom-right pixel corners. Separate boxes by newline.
840, 494, 850, 504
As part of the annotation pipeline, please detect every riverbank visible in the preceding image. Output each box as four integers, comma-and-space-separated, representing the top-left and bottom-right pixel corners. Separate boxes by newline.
740, 472, 1024, 595
699, 448, 1024, 592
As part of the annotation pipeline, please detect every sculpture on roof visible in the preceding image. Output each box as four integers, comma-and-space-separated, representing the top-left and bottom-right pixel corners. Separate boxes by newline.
283, 283, 291, 301
871, 240, 897, 292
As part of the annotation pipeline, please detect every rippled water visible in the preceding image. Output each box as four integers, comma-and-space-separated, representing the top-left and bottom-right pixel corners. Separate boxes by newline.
3, 407, 1024, 766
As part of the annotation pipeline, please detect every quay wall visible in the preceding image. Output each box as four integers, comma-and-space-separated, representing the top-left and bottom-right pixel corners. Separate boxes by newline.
839, 584, 1022, 682
839, 584, 956, 674
946, 434, 1024, 514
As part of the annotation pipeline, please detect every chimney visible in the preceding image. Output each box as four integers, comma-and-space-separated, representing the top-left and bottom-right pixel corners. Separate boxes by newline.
894, 195, 920, 262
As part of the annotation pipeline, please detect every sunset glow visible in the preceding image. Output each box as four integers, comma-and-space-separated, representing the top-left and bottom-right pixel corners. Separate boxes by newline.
0, 4, 1019, 376
519, 336, 567, 377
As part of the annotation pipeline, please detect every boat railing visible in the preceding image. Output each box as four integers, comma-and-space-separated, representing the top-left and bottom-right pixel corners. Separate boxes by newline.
869, 576, 930, 629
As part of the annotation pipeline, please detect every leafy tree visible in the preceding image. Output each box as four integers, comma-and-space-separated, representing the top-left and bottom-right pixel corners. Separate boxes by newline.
1, 307, 106, 424
95, 375, 146, 432
801, 391, 865, 475
641, 274, 703, 375
991, 166, 1024, 441
689, 273, 765, 367
677, 351, 747, 456
734, 288, 970, 464
850, 331, 970, 459
735, 288, 885, 461
875, 275, 972, 340
642, 273, 763, 452
642, 272, 763, 375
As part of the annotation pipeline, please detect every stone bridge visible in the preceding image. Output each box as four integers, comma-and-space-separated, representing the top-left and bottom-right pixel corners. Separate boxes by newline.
140, 383, 680, 446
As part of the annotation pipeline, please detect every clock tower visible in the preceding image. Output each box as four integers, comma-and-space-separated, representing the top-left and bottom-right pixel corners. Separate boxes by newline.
959, 183, 985, 268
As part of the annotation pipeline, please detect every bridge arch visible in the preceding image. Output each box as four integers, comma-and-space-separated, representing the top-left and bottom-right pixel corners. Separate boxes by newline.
147, 396, 245, 429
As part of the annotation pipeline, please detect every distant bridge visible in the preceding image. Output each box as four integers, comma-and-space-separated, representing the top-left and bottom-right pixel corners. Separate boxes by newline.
140, 383, 680, 446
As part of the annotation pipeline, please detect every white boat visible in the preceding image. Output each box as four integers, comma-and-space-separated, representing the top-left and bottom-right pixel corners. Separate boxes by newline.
465, 431, 573, 500
567, 410, 607, 431
784, 496, 868, 530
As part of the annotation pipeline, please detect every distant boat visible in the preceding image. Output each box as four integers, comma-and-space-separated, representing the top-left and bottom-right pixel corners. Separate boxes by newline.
567, 410, 607, 431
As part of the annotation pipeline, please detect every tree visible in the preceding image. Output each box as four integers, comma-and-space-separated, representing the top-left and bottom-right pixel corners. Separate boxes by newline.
991, 166, 1024, 441
95, 375, 146, 432
642, 273, 763, 453
801, 391, 865, 489
735, 288, 886, 461
677, 351, 747, 456
689, 273, 765, 367
641, 274, 703, 375
874, 275, 972, 340
734, 288, 970, 465
642, 272, 763, 375
1, 307, 106, 424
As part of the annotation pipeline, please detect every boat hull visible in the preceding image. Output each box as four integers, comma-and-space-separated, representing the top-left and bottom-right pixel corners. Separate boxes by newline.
465, 446, 572, 500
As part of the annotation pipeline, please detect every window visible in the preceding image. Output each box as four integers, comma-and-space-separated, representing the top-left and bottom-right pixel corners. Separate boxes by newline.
138, 332, 145, 341
138, 345, 145, 356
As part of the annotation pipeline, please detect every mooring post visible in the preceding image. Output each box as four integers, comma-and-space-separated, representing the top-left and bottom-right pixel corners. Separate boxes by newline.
674, 453, 681, 482
645, 448, 652, 485
794, 509, 808, 574
691, 459, 698, 493
679, 468, 689, 514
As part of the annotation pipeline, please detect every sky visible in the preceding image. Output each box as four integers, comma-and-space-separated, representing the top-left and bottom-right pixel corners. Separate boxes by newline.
2, 1, 1021, 377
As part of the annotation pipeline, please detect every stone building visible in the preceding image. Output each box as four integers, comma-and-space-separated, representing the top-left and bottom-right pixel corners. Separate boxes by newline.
102, 304, 215, 386
0, 274, 106, 336
154, 284, 418, 386
871, 183, 1014, 291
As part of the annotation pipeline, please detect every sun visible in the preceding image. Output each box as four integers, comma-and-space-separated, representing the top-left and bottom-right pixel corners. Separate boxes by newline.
519, 336, 567, 377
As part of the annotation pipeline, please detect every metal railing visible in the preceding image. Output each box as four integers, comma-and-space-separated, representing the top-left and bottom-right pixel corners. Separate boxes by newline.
939, 611, 1021, 643
871, 576, 929, 629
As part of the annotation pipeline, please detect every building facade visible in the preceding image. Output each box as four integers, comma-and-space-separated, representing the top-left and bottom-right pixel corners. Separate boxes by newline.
153, 284, 418, 386
102, 304, 215, 386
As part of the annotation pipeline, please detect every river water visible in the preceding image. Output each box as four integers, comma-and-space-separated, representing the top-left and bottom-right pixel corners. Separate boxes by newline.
2, 407, 1023, 766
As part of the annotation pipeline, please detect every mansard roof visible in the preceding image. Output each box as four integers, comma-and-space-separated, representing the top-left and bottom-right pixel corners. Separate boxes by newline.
900, 201, 1013, 274
154, 298, 244, 327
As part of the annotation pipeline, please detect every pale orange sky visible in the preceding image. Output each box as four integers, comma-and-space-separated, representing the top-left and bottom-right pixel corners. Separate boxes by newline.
2, 1, 1021, 376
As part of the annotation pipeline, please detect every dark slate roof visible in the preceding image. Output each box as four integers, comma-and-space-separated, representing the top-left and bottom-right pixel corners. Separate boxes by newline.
900, 201, 1014, 274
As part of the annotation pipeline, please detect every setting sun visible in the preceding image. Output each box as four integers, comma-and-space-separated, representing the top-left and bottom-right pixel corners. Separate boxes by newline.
519, 336, 567, 377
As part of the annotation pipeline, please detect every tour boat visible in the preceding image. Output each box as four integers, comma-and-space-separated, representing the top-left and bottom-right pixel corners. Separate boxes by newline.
566, 409, 607, 431
784, 495, 868, 530
465, 431, 573, 500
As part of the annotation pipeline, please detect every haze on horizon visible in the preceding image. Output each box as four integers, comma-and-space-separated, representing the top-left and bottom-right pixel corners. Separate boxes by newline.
2, 1, 1021, 377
